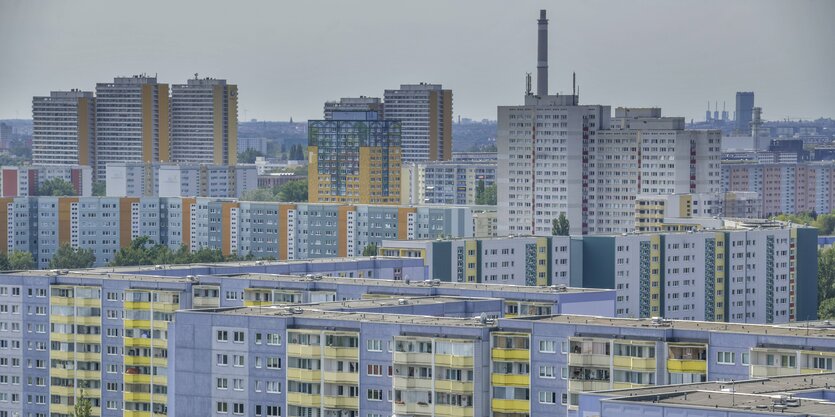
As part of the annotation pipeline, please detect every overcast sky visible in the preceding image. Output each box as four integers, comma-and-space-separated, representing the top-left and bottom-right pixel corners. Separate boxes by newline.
1, 0, 833, 122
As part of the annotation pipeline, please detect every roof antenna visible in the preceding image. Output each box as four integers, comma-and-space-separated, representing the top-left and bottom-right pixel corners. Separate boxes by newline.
572, 72, 576, 105
525, 72, 532, 96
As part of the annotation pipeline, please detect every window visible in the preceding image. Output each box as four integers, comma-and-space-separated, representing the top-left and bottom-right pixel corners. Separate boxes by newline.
367, 339, 383, 352
266, 381, 281, 393
741, 352, 750, 365
266, 333, 281, 346
813, 357, 833, 370
216, 354, 228, 366
233, 403, 244, 415
368, 364, 383, 376
216, 402, 228, 414
233, 331, 245, 343
233, 355, 245, 367
217, 330, 228, 342
217, 378, 228, 389
367, 389, 383, 401
539, 365, 555, 378
266, 406, 280, 417
266, 357, 280, 369
539, 339, 556, 353
538, 391, 557, 404
717, 351, 735, 365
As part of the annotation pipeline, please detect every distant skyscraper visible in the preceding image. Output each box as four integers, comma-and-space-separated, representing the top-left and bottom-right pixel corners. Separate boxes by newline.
0, 122, 11, 148
384, 83, 452, 162
308, 111, 401, 204
170, 77, 238, 164
497, 11, 720, 236
324, 96, 383, 120
735, 91, 755, 134
32, 90, 95, 166
95, 75, 170, 180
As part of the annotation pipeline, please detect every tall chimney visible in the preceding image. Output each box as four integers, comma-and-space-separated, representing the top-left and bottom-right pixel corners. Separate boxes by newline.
537, 9, 548, 96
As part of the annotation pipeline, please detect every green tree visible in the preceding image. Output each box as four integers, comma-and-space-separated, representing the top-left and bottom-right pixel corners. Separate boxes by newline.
362, 243, 378, 256
820, 298, 835, 320
49, 244, 96, 269
475, 183, 496, 205
238, 148, 265, 164
39, 177, 76, 196
8, 251, 35, 270
552, 213, 570, 236
277, 179, 308, 202
241, 188, 280, 202
820, 247, 835, 303
73, 389, 93, 417
0, 253, 10, 271
92, 181, 106, 197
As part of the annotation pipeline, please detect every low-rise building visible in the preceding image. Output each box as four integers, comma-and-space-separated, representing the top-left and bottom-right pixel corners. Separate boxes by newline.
0, 164, 93, 196
401, 161, 496, 205
105, 162, 257, 198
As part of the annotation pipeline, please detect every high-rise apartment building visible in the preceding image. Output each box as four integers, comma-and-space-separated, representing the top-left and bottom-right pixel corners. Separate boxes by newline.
324, 96, 383, 120
308, 111, 401, 204
32, 89, 95, 166
95, 75, 170, 180
170, 77, 238, 164
400, 161, 497, 205
384, 83, 452, 162
498, 12, 720, 236
735, 91, 755, 134
722, 161, 835, 216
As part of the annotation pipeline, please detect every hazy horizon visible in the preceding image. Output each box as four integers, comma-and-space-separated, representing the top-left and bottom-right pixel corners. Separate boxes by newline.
1, 0, 833, 122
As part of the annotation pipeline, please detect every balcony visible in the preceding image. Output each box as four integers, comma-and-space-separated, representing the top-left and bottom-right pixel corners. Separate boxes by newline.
323, 371, 359, 384
435, 404, 474, 417
394, 377, 433, 390
435, 354, 474, 368
612, 381, 650, 390
434, 379, 475, 392
50, 296, 100, 307
491, 373, 530, 386
666, 359, 707, 373
394, 351, 433, 365
568, 353, 611, 367
287, 368, 322, 382
323, 346, 358, 359
323, 395, 359, 409
491, 348, 529, 361
568, 379, 612, 392
287, 392, 322, 408
393, 401, 433, 416
491, 399, 530, 414
750, 365, 799, 378
287, 344, 321, 357
613, 356, 656, 370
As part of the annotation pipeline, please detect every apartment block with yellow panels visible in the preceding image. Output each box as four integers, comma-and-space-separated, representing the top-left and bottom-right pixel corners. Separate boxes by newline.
308, 112, 401, 205
50, 285, 104, 417
392, 336, 478, 417
122, 289, 179, 417
491, 332, 531, 417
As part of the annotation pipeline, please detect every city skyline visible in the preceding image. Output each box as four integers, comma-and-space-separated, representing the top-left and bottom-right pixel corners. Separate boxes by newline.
1, 0, 834, 123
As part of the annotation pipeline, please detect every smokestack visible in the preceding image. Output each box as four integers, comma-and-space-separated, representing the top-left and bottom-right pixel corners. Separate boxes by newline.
537, 9, 548, 96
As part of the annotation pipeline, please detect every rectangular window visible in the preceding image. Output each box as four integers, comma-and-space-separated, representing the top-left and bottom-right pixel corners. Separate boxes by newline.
367, 389, 383, 401
717, 351, 735, 365
539, 339, 556, 353
367, 339, 383, 352
539, 365, 555, 378
217, 330, 228, 342
538, 391, 557, 404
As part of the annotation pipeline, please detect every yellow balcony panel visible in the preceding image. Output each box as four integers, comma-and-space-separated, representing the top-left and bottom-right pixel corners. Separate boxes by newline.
50, 368, 101, 380
568, 379, 612, 392
393, 377, 433, 390
123, 319, 152, 329
193, 298, 220, 309
50, 350, 75, 361
287, 368, 322, 382
123, 411, 152, 417
244, 300, 274, 307
323, 346, 359, 359
434, 354, 474, 368
69, 352, 101, 362
491, 398, 530, 414
124, 301, 152, 310
323, 371, 359, 384
613, 356, 657, 370
51, 332, 75, 342
50, 296, 101, 307
491, 373, 530, 387
666, 359, 707, 373
123, 391, 152, 402
613, 382, 651, 390
50, 386, 75, 397
287, 392, 322, 408
49, 315, 76, 324
491, 348, 529, 361
801, 368, 832, 375
123, 373, 166, 385
74, 334, 103, 344
124, 355, 153, 367
435, 404, 474, 417
434, 379, 474, 392
287, 344, 321, 357
393, 351, 433, 365
323, 395, 359, 409
568, 354, 611, 367
750, 365, 800, 378
124, 337, 167, 348
393, 402, 434, 416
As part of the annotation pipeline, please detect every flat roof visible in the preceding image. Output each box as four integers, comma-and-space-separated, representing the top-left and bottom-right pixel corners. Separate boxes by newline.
524, 314, 835, 339
601, 374, 835, 416
184, 302, 499, 328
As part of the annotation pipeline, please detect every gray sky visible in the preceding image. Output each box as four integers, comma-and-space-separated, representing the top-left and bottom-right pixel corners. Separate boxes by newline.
1, 0, 833, 122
